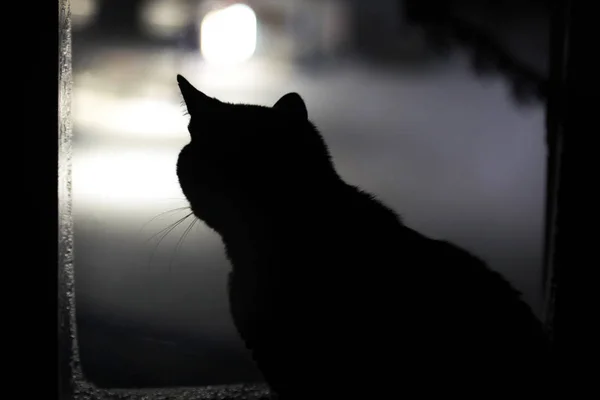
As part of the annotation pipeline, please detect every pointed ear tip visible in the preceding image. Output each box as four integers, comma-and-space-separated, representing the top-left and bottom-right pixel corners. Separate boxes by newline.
177, 74, 191, 87
277, 93, 305, 107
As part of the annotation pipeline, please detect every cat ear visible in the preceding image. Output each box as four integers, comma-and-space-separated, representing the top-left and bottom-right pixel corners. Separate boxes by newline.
273, 92, 308, 119
177, 74, 218, 115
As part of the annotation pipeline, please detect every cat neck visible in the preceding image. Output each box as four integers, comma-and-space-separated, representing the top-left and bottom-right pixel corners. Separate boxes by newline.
220, 179, 399, 246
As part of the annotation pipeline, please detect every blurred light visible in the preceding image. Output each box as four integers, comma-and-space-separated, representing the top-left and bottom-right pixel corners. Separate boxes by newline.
185, 60, 292, 102
74, 147, 184, 207
71, 0, 98, 29
201, 4, 257, 66
73, 89, 187, 140
141, 0, 192, 39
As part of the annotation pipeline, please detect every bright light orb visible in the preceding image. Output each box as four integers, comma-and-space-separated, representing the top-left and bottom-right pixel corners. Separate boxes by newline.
200, 4, 258, 66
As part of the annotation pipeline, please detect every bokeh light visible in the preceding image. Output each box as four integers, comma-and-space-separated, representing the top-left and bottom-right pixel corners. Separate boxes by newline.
201, 4, 258, 65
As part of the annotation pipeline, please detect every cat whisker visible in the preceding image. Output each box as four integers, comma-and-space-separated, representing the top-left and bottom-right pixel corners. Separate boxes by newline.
139, 206, 190, 235
151, 197, 190, 205
146, 212, 194, 268
168, 216, 199, 272
145, 211, 193, 244
156, 197, 189, 202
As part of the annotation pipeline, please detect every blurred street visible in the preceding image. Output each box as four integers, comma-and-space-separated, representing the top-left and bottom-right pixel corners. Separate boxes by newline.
70, 0, 548, 389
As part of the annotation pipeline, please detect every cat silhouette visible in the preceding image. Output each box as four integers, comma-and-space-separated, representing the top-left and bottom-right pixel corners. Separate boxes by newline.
175, 74, 552, 399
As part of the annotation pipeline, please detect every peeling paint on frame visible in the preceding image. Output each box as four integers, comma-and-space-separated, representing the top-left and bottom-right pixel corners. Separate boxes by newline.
58, 1, 271, 398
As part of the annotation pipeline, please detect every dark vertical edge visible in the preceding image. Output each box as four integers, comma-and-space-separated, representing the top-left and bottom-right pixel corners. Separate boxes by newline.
541, 0, 570, 341
540, 0, 588, 392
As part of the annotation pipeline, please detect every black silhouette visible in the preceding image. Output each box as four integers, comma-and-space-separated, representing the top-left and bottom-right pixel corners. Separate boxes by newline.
175, 74, 552, 398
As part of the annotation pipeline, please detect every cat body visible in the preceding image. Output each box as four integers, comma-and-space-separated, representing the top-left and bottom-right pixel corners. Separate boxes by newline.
175, 75, 551, 398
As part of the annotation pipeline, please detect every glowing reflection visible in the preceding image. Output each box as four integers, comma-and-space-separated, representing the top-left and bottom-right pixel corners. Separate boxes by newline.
74, 146, 185, 208
201, 4, 257, 66
73, 88, 187, 140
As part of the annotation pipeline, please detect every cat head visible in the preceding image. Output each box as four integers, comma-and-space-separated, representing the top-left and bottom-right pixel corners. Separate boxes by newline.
175, 75, 339, 231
